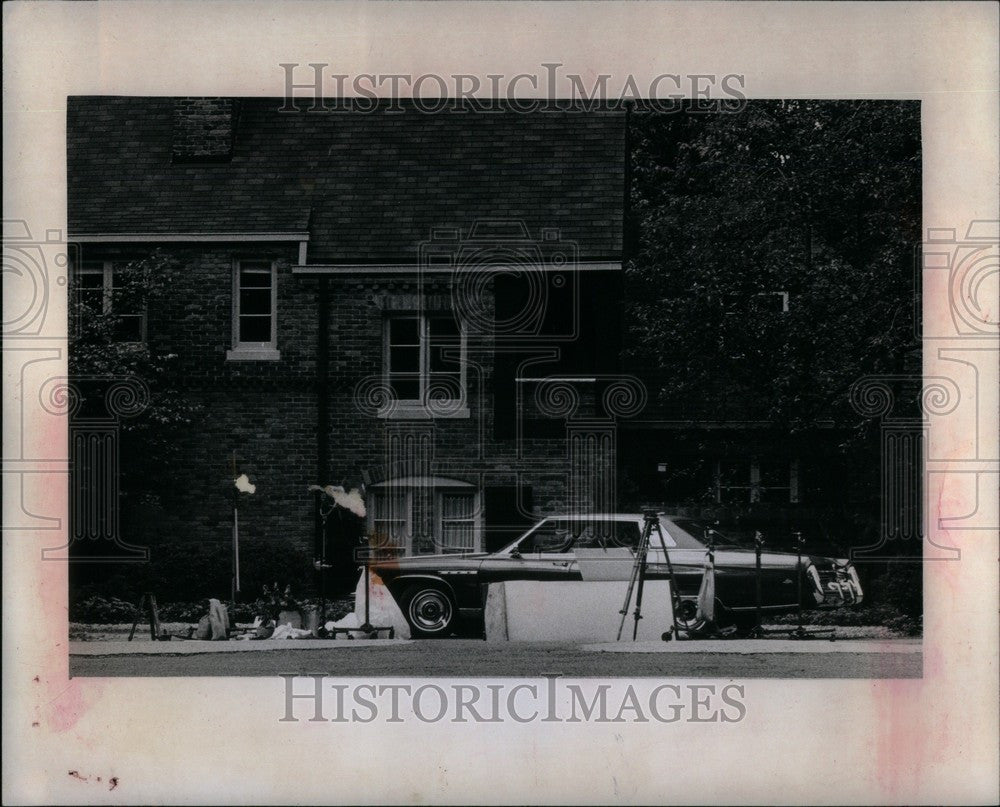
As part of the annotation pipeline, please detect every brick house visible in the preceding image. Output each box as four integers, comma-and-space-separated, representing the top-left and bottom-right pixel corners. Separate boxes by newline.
67, 97, 630, 594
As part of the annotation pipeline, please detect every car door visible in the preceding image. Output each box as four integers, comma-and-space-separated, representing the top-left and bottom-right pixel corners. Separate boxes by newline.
478, 517, 577, 584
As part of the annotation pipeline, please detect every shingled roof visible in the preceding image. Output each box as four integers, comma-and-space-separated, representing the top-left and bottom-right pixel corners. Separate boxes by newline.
68, 97, 626, 262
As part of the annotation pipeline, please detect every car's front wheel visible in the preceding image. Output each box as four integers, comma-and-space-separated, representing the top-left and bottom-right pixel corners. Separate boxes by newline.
399, 583, 455, 638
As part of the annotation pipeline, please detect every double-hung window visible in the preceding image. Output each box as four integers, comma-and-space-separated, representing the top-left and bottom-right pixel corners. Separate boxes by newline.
369, 488, 411, 551
385, 312, 465, 411
75, 260, 145, 343
437, 490, 477, 554
229, 259, 279, 360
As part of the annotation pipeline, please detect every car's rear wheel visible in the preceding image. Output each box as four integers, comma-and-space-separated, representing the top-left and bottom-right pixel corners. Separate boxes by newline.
400, 583, 455, 638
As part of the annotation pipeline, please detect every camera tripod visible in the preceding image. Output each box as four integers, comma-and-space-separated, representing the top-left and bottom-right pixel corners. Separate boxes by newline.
616, 511, 684, 641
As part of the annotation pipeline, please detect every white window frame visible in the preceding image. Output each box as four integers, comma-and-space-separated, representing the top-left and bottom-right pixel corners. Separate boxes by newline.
382, 312, 468, 418
368, 487, 413, 553
227, 258, 280, 361
716, 458, 800, 504
75, 260, 147, 343
434, 488, 482, 555
368, 477, 482, 555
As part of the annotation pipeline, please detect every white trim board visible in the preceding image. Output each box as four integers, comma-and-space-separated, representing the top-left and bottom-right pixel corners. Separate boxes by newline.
70, 232, 310, 243
292, 261, 622, 275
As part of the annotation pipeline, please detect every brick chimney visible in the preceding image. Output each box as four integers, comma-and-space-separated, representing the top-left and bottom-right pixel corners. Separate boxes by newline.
172, 98, 239, 161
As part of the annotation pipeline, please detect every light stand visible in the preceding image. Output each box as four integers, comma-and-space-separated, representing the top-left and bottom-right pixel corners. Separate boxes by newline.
232, 501, 240, 604
311, 493, 395, 640
317, 498, 335, 627
741, 529, 835, 641
762, 529, 834, 641
228, 469, 255, 607
228, 457, 256, 609
696, 525, 719, 632
704, 526, 717, 562
749, 530, 765, 638
230, 452, 239, 607
792, 530, 807, 639
343, 533, 394, 640
359, 535, 374, 638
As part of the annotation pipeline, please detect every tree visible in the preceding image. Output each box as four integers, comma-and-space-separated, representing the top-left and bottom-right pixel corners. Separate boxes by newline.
69, 251, 200, 552
625, 101, 922, 574
627, 100, 921, 429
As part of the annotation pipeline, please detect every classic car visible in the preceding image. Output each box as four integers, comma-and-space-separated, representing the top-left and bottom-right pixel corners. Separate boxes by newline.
372, 513, 864, 637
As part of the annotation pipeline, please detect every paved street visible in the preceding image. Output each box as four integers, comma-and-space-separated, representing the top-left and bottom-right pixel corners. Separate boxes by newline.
70, 637, 921, 678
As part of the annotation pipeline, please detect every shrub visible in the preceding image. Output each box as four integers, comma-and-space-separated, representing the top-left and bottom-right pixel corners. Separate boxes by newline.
866, 563, 922, 617
771, 603, 922, 635
70, 537, 321, 605
71, 595, 138, 624
69, 593, 356, 625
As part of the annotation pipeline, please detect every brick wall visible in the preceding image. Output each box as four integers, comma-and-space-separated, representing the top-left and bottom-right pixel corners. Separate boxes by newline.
77, 244, 606, 583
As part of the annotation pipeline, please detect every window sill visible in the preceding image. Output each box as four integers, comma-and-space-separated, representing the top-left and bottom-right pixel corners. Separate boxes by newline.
226, 347, 281, 362
378, 403, 470, 420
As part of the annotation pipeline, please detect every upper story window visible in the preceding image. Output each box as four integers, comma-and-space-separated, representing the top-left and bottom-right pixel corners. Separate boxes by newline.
75, 260, 145, 343
384, 312, 466, 414
228, 259, 280, 361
